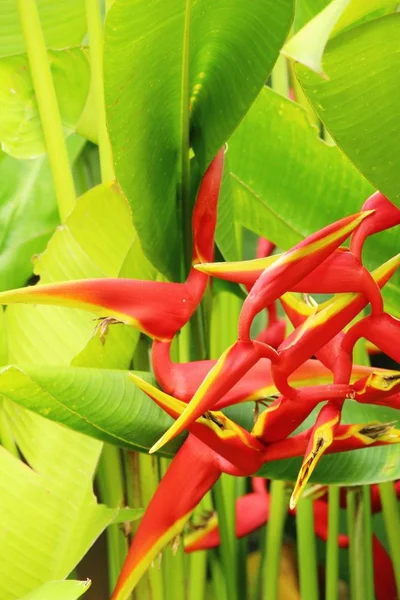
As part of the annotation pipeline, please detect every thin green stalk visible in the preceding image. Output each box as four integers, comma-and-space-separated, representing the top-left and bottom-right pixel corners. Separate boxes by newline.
159, 457, 186, 600
138, 452, 165, 599
263, 480, 288, 600
17, 0, 76, 222
346, 489, 358, 600
325, 486, 340, 600
96, 445, 128, 593
180, 0, 191, 276
210, 549, 228, 600
236, 477, 248, 600
0, 401, 19, 458
296, 496, 319, 600
85, 0, 115, 181
188, 492, 213, 600
379, 481, 400, 595
213, 478, 238, 600
271, 54, 289, 97
351, 487, 375, 600
361, 486, 375, 600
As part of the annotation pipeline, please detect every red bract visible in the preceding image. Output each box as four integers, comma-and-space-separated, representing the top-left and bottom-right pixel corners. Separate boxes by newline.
0, 148, 225, 341
237, 211, 372, 342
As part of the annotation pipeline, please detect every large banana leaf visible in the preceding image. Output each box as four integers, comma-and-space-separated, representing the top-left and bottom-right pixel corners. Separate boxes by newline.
0, 136, 84, 291
225, 86, 399, 316
0, 49, 90, 159
0, 183, 141, 597
0, 0, 87, 58
20, 580, 90, 600
104, 0, 293, 278
0, 363, 398, 486
294, 13, 400, 206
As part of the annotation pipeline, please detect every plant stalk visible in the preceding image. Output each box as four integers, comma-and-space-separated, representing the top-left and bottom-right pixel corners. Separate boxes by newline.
379, 481, 400, 596
85, 0, 115, 181
263, 480, 287, 600
97, 445, 128, 593
296, 496, 319, 600
17, 0, 76, 222
325, 485, 340, 600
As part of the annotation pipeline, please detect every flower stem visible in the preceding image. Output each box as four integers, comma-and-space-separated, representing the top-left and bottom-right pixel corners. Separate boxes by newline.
346, 488, 358, 600
97, 444, 128, 593
325, 485, 340, 600
213, 478, 238, 600
296, 496, 319, 600
379, 481, 400, 596
17, 0, 76, 222
263, 480, 287, 600
85, 0, 115, 181
159, 457, 186, 600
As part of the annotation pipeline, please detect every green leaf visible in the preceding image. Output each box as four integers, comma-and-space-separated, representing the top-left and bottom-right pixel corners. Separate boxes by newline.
112, 507, 144, 524
0, 365, 182, 455
0, 48, 90, 158
6, 182, 139, 368
0, 0, 87, 58
295, 14, 400, 207
285, 0, 396, 74
104, 0, 293, 278
284, 0, 350, 75
0, 135, 85, 291
0, 411, 115, 600
225, 86, 399, 316
0, 182, 140, 597
20, 580, 90, 600
0, 363, 399, 486
260, 402, 400, 486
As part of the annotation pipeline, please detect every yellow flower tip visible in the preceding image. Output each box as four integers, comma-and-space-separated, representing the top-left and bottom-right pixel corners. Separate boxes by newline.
193, 262, 217, 274
149, 435, 167, 455
289, 491, 299, 511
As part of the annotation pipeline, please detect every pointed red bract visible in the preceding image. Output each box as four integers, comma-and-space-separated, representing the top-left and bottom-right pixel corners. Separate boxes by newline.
111, 435, 223, 600
237, 211, 372, 341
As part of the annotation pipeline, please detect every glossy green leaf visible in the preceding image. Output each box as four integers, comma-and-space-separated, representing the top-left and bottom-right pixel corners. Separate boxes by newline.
0, 136, 85, 291
295, 14, 400, 206
260, 402, 400, 486
20, 580, 90, 600
225, 86, 399, 316
0, 413, 115, 600
0, 0, 87, 58
104, 0, 293, 278
0, 363, 399, 486
0, 182, 139, 596
6, 182, 138, 368
0, 48, 90, 158
284, 0, 350, 75
0, 365, 181, 454
285, 0, 396, 74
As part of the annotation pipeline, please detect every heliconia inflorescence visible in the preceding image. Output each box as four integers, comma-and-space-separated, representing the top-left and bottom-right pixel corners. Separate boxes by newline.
0, 150, 399, 599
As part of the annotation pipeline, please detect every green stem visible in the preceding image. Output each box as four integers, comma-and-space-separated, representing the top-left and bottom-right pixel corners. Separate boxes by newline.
17, 0, 76, 222
213, 478, 238, 600
379, 481, 400, 596
271, 54, 289, 97
180, 0, 191, 276
0, 401, 19, 458
210, 549, 228, 600
296, 496, 319, 600
96, 444, 128, 593
85, 0, 115, 181
159, 457, 186, 600
346, 489, 358, 600
325, 486, 340, 600
188, 492, 213, 600
263, 480, 287, 600
361, 486, 375, 600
